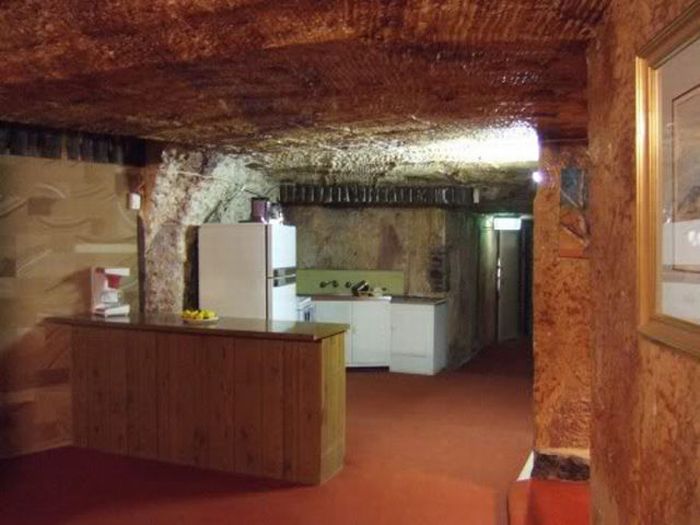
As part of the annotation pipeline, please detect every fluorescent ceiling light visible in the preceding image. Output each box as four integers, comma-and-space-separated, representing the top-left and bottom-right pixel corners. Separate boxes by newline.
494, 217, 522, 231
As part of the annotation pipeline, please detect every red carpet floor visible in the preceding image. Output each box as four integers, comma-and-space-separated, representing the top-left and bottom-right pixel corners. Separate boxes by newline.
1, 340, 533, 525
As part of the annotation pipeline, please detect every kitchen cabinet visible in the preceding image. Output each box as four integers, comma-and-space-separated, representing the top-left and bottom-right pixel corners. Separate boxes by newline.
313, 299, 391, 367
390, 301, 448, 375
49, 314, 347, 485
351, 301, 391, 366
314, 301, 353, 365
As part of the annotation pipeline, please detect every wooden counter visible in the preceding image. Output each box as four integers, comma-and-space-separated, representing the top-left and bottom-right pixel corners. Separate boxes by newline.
303, 294, 448, 306
49, 313, 348, 341
47, 314, 347, 485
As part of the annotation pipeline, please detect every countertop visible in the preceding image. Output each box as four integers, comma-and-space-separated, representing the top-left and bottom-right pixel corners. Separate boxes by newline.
46, 313, 349, 342
390, 296, 448, 306
307, 294, 392, 302
303, 294, 447, 306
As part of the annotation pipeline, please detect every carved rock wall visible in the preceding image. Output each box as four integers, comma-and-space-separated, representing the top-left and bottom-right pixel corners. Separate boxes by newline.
141, 148, 278, 313
476, 218, 498, 349
533, 142, 592, 455
287, 206, 447, 296
588, 1, 700, 523
0, 2, 605, 146
445, 211, 480, 363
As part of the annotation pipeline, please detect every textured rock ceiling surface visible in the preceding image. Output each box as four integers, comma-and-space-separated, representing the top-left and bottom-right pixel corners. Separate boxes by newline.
0, 0, 607, 176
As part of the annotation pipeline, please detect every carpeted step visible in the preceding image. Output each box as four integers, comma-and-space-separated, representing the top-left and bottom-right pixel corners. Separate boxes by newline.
508, 479, 590, 525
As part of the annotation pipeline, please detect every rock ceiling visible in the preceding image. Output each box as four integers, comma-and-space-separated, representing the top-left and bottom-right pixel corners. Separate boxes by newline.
0, 0, 607, 182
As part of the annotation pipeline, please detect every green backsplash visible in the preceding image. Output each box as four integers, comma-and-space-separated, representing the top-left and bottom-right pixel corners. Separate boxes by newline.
297, 269, 405, 295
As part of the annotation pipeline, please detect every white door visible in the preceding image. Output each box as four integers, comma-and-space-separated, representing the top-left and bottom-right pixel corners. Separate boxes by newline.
270, 282, 298, 321
352, 302, 391, 366
497, 230, 520, 341
267, 224, 296, 274
314, 301, 353, 365
199, 224, 267, 318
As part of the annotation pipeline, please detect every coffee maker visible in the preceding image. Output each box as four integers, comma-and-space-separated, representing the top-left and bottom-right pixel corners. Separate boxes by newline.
90, 267, 131, 317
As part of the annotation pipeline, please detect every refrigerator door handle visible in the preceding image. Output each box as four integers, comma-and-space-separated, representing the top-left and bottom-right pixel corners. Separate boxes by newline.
273, 274, 297, 287
272, 266, 297, 278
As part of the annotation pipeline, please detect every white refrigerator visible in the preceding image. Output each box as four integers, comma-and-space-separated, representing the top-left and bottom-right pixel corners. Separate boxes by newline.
198, 224, 298, 321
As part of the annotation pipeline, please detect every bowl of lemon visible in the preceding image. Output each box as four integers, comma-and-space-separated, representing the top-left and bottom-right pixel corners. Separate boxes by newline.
181, 309, 219, 324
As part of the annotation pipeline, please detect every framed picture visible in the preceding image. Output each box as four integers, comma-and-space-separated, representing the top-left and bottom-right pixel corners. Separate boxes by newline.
637, 2, 700, 357
558, 166, 590, 259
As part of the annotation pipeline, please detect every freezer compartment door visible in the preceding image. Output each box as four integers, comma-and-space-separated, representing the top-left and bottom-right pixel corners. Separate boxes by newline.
269, 280, 298, 321
267, 224, 297, 274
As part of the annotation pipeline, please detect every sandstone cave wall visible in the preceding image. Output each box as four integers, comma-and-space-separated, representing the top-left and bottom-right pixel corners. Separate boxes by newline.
532, 142, 592, 457
445, 211, 480, 364
286, 206, 447, 296
140, 148, 278, 313
476, 216, 498, 349
588, 1, 700, 523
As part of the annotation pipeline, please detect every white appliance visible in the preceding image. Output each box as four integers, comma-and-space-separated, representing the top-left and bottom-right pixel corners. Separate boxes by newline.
297, 296, 315, 322
198, 224, 298, 321
90, 267, 131, 317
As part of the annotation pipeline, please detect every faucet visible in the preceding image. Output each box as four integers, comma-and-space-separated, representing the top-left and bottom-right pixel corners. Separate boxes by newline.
351, 280, 371, 295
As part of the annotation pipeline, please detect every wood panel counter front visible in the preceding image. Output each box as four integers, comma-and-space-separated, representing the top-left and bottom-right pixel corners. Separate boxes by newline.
47, 314, 348, 485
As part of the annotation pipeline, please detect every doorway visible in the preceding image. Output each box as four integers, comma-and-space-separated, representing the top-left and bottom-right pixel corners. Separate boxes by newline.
478, 215, 533, 345
497, 229, 520, 341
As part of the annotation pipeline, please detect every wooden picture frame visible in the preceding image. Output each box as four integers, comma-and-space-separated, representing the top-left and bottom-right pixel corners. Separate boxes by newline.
637, 2, 700, 357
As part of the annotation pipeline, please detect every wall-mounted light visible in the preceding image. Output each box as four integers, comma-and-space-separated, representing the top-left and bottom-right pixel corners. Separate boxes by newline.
532, 170, 544, 184
494, 217, 522, 231
127, 192, 142, 210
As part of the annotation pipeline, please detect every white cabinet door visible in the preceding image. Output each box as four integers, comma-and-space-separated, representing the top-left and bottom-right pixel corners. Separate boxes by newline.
351, 301, 391, 366
390, 304, 433, 358
390, 302, 448, 375
313, 301, 353, 365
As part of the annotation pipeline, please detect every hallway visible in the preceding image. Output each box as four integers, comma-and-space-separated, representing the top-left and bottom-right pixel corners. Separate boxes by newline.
1, 341, 533, 525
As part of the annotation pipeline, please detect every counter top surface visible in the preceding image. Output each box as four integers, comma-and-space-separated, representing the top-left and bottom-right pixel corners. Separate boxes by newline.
303, 294, 447, 306
390, 296, 448, 306
47, 313, 349, 342
305, 294, 392, 302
